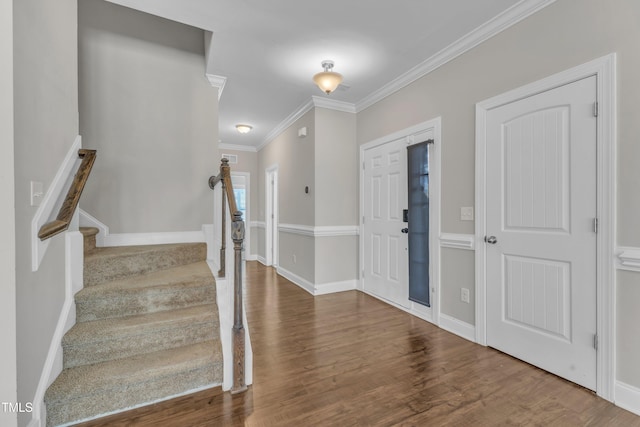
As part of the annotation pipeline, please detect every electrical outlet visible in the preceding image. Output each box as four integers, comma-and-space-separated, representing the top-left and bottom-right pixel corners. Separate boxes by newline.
460, 207, 474, 221
292, 254, 297, 264
461, 288, 470, 304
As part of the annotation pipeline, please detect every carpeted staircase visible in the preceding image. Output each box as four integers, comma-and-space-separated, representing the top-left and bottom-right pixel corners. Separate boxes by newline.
44, 227, 223, 427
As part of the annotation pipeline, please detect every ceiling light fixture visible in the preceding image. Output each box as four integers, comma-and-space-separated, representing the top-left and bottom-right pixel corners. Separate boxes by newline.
313, 60, 343, 94
235, 124, 252, 134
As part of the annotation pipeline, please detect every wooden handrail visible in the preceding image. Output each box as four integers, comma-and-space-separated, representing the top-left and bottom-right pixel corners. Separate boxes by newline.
209, 158, 247, 394
39, 149, 97, 240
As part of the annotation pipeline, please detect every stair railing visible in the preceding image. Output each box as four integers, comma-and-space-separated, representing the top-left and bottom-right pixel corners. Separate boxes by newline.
208, 158, 247, 393
39, 149, 97, 240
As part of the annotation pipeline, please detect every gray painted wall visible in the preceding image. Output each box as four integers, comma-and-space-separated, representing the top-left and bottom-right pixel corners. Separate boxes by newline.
79, 0, 218, 234
314, 108, 358, 284
13, 0, 78, 424
1, 0, 16, 425
258, 110, 315, 280
356, 0, 640, 387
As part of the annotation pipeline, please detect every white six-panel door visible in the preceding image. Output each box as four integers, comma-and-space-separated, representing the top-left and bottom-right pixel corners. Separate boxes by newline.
363, 137, 410, 308
485, 75, 597, 390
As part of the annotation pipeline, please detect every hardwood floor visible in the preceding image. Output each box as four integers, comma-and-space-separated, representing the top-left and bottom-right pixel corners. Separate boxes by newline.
76, 261, 639, 426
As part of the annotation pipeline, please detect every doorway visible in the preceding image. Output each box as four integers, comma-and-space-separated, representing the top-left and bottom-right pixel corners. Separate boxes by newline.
265, 165, 278, 267
475, 54, 616, 399
360, 118, 441, 323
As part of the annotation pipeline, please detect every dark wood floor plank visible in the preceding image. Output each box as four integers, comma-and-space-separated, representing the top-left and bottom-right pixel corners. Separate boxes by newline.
75, 261, 640, 426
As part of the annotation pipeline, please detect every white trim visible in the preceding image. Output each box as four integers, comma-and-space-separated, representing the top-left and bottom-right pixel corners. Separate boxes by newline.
276, 266, 356, 296
276, 266, 314, 295
617, 246, 640, 272
311, 96, 356, 114
29, 230, 83, 427
359, 288, 434, 324
231, 171, 251, 262
615, 381, 640, 416
246, 254, 258, 261
278, 223, 359, 238
438, 313, 476, 343
79, 209, 109, 248
475, 53, 616, 401
218, 143, 257, 153
359, 117, 442, 327
250, 221, 264, 229
205, 74, 227, 100
440, 233, 475, 250
102, 230, 205, 247
32, 135, 82, 271
258, 96, 357, 151
265, 164, 279, 267
315, 280, 357, 295
355, 0, 557, 112
259, 99, 314, 151
256, 256, 267, 266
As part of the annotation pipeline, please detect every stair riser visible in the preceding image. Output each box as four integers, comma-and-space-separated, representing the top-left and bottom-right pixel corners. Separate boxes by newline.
45, 362, 222, 427
76, 285, 216, 321
84, 245, 206, 287
63, 320, 219, 368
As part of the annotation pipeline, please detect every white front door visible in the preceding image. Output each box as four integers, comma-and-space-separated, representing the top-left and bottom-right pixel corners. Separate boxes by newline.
363, 137, 410, 308
485, 76, 597, 390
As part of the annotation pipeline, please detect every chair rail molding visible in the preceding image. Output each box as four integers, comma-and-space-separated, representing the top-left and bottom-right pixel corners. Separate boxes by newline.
617, 246, 640, 273
440, 233, 475, 250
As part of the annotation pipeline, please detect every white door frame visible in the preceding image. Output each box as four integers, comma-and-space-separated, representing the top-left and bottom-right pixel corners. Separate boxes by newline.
265, 164, 279, 267
231, 172, 250, 259
475, 53, 616, 401
359, 117, 441, 325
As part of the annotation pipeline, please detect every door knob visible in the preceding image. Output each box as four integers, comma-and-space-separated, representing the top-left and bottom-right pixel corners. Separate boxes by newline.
484, 235, 497, 244
401, 228, 409, 234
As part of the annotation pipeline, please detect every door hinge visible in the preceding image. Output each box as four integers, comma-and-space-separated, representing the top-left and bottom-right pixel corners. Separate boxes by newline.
593, 218, 598, 233
593, 101, 599, 117
593, 334, 598, 350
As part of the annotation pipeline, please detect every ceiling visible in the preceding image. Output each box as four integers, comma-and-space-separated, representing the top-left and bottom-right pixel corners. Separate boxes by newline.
103, 0, 551, 150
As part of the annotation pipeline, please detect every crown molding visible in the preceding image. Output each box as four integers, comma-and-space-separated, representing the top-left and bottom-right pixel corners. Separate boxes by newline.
312, 96, 356, 113
355, 0, 557, 112
258, 98, 314, 151
205, 74, 227, 100
219, 143, 257, 153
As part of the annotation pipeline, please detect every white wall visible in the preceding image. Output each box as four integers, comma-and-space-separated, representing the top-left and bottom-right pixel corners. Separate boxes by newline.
1, 0, 17, 425
357, 0, 640, 388
13, 0, 79, 425
78, 0, 218, 234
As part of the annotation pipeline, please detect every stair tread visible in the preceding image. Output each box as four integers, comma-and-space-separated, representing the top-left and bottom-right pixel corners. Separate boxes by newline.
76, 261, 214, 299
63, 304, 218, 346
45, 340, 222, 402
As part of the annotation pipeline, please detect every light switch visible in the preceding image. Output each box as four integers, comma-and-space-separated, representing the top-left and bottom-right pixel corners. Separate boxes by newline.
460, 206, 474, 221
31, 181, 44, 207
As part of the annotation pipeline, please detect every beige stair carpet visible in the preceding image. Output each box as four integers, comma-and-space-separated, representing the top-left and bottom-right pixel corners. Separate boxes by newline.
44, 229, 222, 427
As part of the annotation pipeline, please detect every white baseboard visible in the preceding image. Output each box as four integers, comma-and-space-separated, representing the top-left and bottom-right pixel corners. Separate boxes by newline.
315, 280, 357, 295
103, 231, 205, 247
79, 210, 208, 248
30, 230, 83, 427
439, 313, 476, 342
246, 254, 258, 261
256, 256, 267, 266
616, 381, 640, 416
276, 266, 315, 295
276, 267, 357, 296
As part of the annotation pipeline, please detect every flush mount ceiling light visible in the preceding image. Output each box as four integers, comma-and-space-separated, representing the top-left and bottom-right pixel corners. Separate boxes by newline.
235, 124, 252, 134
313, 60, 343, 94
